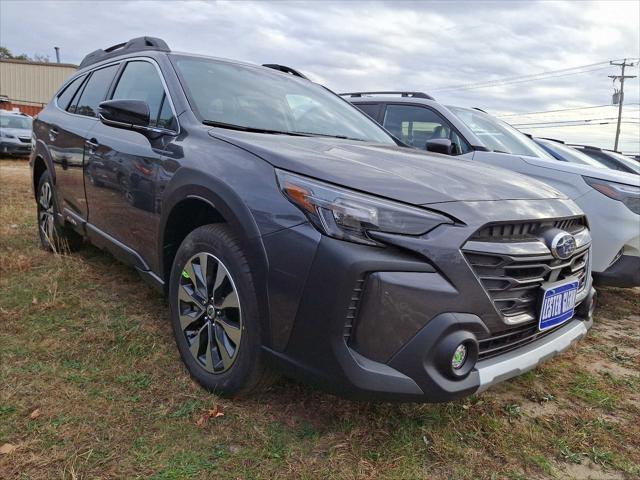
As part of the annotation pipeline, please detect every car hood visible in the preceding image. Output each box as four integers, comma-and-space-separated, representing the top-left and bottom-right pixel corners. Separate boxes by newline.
208, 129, 564, 205
521, 155, 640, 185
1, 128, 31, 137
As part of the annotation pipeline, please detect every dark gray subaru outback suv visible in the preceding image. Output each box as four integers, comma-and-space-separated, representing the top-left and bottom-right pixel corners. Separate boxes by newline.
30, 37, 596, 401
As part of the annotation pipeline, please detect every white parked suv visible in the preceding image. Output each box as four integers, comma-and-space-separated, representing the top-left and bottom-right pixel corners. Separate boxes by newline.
345, 92, 640, 287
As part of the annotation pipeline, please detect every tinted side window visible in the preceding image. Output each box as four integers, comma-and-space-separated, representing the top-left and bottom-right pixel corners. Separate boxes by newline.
580, 150, 619, 170
68, 77, 88, 113
56, 75, 86, 111
156, 95, 175, 130
354, 103, 380, 121
74, 65, 119, 117
112, 61, 175, 129
383, 104, 471, 155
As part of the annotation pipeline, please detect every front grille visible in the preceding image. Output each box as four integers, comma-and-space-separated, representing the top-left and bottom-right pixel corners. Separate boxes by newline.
464, 219, 591, 358
478, 322, 565, 360
464, 248, 589, 322
471, 217, 586, 242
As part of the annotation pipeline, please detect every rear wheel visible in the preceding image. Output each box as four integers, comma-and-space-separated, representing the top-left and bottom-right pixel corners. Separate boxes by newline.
169, 224, 270, 396
36, 171, 83, 252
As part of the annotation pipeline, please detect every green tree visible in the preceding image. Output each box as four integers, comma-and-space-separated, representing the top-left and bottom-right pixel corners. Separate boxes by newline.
0, 46, 30, 60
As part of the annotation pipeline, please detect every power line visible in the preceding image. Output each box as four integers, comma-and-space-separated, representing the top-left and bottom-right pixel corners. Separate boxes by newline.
432, 66, 612, 92
497, 103, 640, 118
431, 61, 610, 91
522, 121, 640, 129
512, 117, 639, 127
431, 63, 609, 93
431, 66, 611, 92
430, 58, 639, 93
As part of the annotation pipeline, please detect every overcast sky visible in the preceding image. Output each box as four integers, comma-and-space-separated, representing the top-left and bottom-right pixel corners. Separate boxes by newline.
1, 0, 639, 153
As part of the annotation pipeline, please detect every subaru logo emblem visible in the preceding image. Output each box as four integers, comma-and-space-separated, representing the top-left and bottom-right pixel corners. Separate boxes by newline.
550, 232, 576, 260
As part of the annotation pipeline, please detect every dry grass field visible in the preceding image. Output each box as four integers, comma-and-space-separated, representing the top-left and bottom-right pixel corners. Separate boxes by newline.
1, 159, 639, 479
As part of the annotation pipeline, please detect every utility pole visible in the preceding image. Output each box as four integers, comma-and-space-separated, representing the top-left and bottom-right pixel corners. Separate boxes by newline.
609, 59, 636, 151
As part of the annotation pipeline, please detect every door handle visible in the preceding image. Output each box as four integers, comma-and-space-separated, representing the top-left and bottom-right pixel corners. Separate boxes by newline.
85, 138, 99, 154
48, 128, 59, 141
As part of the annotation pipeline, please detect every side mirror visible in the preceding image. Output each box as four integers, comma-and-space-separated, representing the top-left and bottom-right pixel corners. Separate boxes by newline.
426, 138, 453, 155
98, 99, 150, 130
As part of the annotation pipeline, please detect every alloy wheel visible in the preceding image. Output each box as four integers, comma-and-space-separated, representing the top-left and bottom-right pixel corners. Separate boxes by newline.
38, 182, 55, 244
178, 252, 242, 373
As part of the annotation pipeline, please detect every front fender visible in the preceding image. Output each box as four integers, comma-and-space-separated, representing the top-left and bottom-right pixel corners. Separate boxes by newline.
158, 166, 273, 346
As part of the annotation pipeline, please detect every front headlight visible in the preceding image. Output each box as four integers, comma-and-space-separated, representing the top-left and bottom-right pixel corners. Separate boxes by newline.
583, 176, 640, 215
276, 170, 452, 246
0, 131, 16, 139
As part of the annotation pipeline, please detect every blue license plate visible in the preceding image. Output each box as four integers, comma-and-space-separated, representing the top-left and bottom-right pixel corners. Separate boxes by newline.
538, 279, 580, 331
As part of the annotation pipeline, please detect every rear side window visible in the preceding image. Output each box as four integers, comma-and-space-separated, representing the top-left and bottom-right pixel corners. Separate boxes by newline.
56, 75, 86, 111
111, 61, 176, 130
73, 64, 119, 117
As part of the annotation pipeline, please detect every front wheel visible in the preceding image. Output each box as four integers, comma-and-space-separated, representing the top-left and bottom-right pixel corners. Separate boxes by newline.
168, 224, 270, 396
36, 171, 83, 253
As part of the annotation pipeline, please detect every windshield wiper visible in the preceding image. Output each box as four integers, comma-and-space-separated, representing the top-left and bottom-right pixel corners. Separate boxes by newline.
204, 120, 366, 142
203, 120, 309, 136
291, 131, 352, 140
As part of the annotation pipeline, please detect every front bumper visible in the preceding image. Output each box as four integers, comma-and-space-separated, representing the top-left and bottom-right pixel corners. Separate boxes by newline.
476, 315, 591, 392
266, 270, 595, 402
1, 141, 32, 156
262, 206, 595, 402
574, 189, 639, 275
594, 254, 640, 288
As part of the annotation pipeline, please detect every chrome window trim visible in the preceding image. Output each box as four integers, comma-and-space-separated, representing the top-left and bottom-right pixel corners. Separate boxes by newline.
54, 61, 122, 119
53, 56, 180, 135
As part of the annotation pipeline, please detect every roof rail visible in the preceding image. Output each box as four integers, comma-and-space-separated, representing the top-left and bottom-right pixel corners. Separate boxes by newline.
339, 91, 435, 100
569, 144, 602, 151
540, 137, 565, 144
262, 64, 309, 80
472, 107, 487, 113
79, 37, 170, 69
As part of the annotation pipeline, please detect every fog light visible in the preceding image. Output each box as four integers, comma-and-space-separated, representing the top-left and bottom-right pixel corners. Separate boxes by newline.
452, 344, 467, 370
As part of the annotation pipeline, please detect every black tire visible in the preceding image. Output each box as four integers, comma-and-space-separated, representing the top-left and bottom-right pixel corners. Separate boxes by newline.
36, 170, 83, 253
169, 224, 270, 396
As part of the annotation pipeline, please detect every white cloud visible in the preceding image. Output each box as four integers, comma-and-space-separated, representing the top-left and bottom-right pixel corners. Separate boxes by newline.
1, 0, 638, 152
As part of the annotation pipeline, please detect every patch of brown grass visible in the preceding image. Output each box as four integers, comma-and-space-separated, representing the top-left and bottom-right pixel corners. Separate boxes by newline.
1, 159, 639, 479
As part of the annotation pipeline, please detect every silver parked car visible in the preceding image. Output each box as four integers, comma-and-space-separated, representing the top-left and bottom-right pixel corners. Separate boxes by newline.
0, 110, 33, 157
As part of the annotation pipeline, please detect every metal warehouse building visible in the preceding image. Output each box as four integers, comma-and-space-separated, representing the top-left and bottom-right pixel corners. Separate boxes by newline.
0, 59, 77, 116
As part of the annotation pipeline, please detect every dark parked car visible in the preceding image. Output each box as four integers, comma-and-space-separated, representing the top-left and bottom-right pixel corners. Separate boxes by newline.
530, 137, 609, 169
31, 37, 596, 402
571, 145, 640, 175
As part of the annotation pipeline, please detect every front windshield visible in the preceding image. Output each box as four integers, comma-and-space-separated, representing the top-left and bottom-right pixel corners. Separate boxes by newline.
172, 55, 395, 144
536, 139, 606, 168
448, 106, 553, 159
0, 114, 32, 130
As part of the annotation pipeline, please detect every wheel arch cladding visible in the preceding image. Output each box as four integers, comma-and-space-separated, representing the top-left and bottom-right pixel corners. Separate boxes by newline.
32, 137, 56, 198
32, 155, 48, 197
159, 169, 272, 346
